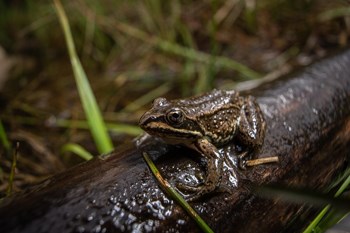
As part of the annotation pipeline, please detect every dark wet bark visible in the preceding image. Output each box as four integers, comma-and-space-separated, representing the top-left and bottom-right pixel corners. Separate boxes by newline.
0, 50, 350, 233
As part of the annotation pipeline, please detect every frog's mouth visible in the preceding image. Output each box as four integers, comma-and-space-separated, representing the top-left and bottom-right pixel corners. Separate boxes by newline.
142, 122, 202, 140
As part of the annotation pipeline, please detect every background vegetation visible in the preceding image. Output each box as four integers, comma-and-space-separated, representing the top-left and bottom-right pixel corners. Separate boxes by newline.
0, 2, 349, 228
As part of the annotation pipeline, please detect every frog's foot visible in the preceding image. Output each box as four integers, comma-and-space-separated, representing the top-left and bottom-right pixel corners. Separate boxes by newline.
177, 138, 222, 201
176, 182, 216, 202
237, 151, 248, 170
176, 182, 205, 192
133, 133, 150, 147
134, 133, 163, 148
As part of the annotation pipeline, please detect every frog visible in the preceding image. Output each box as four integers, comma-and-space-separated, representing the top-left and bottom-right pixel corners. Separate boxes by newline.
138, 89, 266, 201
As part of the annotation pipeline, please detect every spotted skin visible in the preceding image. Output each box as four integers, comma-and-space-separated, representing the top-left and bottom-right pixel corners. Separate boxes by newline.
139, 89, 266, 201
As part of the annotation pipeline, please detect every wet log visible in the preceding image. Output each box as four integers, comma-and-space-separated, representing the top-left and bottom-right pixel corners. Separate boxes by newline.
1, 50, 350, 233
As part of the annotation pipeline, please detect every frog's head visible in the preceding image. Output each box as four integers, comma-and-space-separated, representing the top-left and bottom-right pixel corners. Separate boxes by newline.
139, 97, 203, 144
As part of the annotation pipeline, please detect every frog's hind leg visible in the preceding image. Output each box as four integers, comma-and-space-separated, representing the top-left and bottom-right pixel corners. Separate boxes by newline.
176, 138, 223, 201
237, 96, 266, 169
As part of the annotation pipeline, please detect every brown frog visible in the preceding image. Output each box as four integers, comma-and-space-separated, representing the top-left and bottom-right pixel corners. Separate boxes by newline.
139, 89, 266, 201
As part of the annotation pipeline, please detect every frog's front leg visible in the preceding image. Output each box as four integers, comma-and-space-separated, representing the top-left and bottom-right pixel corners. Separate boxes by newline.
134, 132, 153, 148
237, 96, 266, 168
177, 138, 223, 201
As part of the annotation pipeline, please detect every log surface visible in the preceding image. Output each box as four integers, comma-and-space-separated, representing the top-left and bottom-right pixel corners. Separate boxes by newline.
1, 50, 350, 233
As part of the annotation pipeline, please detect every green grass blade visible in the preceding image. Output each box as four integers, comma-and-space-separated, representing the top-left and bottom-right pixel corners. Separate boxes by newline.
303, 205, 331, 233
94, 16, 261, 80
53, 118, 142, 136
106, 123, 142, 136
142, 152, 214, 233
6, 142, 18, 196
122, 83, 171, 112
317, 209, 349, 231
334, 171, 350, 197
303, 170, 350, 233
157, 39, 261, 79
61, 143, 94, 161
318, 7, 350, 21
0, 119, 11, 182
4, 116, 141, 137
53, 0, 113, 153
0, 119, 10, 151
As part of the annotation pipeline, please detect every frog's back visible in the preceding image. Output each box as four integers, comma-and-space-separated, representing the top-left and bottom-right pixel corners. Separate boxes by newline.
172, 89, 239, 116
172, 89, 243, 145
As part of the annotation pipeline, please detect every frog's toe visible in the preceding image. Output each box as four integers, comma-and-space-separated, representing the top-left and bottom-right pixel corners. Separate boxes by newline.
176, 182, 217, 201
182, 193, 203, 202
238, 151, 248, 170
180, 187, 215, 202
238, 158, 247, 170
176, 182, 202, 193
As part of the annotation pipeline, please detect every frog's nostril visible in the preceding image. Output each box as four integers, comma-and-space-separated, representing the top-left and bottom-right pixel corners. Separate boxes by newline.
139, 114, 157, 126
139, 114, 147, 124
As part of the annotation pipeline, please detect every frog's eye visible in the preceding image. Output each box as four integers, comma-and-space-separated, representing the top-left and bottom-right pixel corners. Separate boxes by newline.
166, 109, 184, 125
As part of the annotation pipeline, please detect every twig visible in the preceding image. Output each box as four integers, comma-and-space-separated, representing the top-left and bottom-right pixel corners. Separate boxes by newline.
246, 156, 279, 167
